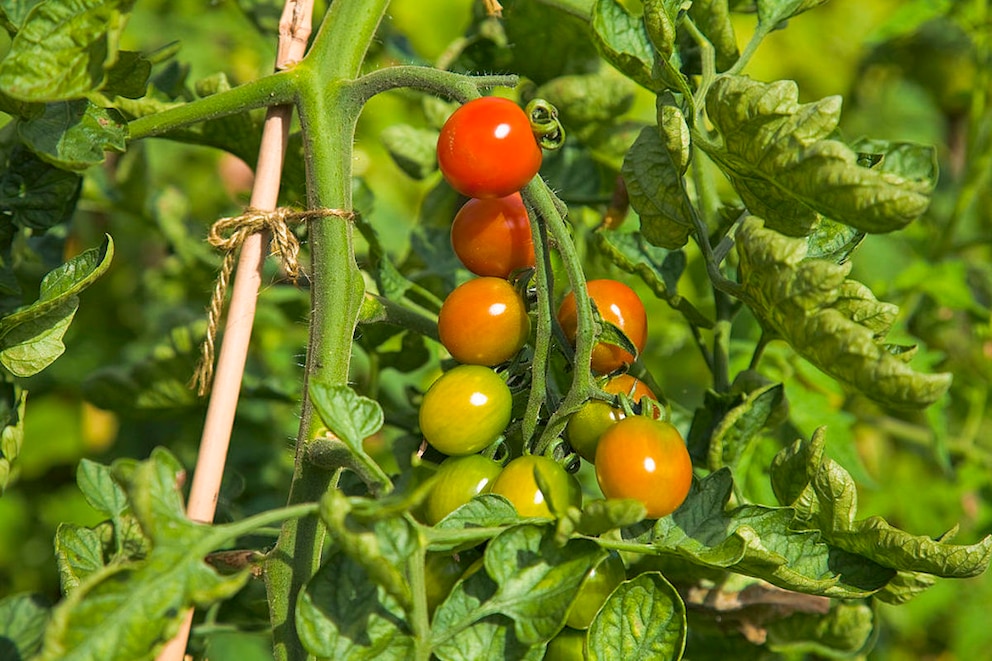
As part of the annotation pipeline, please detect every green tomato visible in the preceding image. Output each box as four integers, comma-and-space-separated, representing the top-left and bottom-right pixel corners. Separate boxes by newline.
419, 365, 512, 455
424, 549, 480, 618
425, 454, 503, 525
544, 627, 587, 660
566, 551, 625, 629
489, 455, 581, 518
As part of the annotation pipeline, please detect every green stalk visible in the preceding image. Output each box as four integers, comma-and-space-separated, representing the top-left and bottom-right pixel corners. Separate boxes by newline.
262, 2, 391, 660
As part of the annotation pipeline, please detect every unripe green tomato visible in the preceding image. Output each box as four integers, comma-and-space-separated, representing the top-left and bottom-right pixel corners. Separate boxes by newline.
566, 374, 657, 462
544, 627, 587, 660
424, 549, 481, 618
489, 455, 581, 518
424, 454, 503, 525
566, 551, 625, 629
419, 365, 512, 456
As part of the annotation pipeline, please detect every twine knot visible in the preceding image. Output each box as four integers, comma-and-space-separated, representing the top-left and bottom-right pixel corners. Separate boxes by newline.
191, 206, 354, 396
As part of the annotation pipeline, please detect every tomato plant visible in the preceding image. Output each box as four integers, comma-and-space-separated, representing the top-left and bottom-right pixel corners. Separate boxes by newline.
595, 416, 693, 519
565, 550, 626, 630
419, 365, 512, 456
436, 96, 543, 199
424, 453, 503, 525
557, 279, 648, 375
543, 627, 587, 660
437, 276, 531, 366
489, 455, 581, 518
566, 373, 657, 462
450, 193, 536, 278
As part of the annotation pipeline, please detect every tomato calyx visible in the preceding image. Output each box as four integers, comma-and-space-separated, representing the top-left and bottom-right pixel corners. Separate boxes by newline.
526, 98, 565, 150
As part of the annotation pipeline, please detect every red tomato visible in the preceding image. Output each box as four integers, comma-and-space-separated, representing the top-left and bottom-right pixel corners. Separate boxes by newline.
556, 279, 648, 375
451, 193, 536, 278
438, 277, 531, 366
594, 416, 692, 518
437, 97, 543, 199
566, 374, 658, 462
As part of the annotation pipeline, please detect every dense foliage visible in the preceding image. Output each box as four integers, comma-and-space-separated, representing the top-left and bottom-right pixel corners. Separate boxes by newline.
1, 1, 991, 660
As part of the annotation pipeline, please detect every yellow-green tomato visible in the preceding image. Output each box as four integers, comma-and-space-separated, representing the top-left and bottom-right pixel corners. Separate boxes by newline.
419, 365, 512, 455
489, 455, 581, 518
544, 627, 587, 660
424, 549, 480, 618
566, 374, 658, 462
566, 551, 625, 629
425, 454, 503, 525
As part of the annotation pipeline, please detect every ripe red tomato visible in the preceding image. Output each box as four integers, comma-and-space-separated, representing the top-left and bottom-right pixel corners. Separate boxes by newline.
419, 365, 512, 456
437, 96, 543, 199
594, 416, 692, 518
451, 193, 536, 278
438, 277, 531, 366
424, 454, 503, 525
556, 279, 648, 375
566, 374, 658, 462
489, 455, 581, 518
566, 551, 625, 630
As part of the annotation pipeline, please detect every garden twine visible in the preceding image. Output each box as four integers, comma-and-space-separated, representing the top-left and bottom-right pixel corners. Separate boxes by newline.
191, 206, 354, 396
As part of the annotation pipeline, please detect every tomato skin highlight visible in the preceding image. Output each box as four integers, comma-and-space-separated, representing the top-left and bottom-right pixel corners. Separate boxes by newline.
594, 416, 692, 518
556, 279, 648, 375
438, 277, 531, 366
419, 365, 512, 456
489, 455, 581, 518
566, 374, 658, 463
425, 454, 503, 525
451, 193, 536, 278
437, 97, 543, 199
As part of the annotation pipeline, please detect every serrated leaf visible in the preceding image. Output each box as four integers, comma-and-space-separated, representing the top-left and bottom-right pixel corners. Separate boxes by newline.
36, 448, 253, 661
701, 76, 933, 236
380, 125, 438, 180
0, 143, 83, 231
0, 0, 47, 31
590, 0, 659, 92
484, 525, 604, 644
0, 235, 113, 377
628, 469, 896, 597
707, 383, 784, 470
0, 382, 26, 494
431, 566, 544, 661
771, 429, 992, 580
587, 573, 686, 661
18, 100, 128, 170
735, 217, 951, 408
76, 458, 127, 517
0, 0, 136, 102
533, 70, 636, 130
756, 0, 830, 30
0, 592, 50, 660
308, 382, 385, 451
54, 523, 106, 594
297, 549, 414, 661
622, 121, 694, 249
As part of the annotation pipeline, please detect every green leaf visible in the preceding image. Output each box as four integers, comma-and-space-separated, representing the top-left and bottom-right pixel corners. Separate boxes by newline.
0, 592, 50, 660
765, 600, 875, 658
36, 448, 252, 661
688, 0, 739, 71
570, 498, 647, 536
434, 494, 520, 532
0, 0, 136, 102
587, 573, 686, 660
297, 549, 414, 661
18, 100, 128, 170
0, 143, 83, 231
98, 50, 151, 100
642, 0, 683, 61
309, 382, 385, 451
771, 429, 992, 580
804, 217, 864, 263
484, 525, 604, 644
54, 524, 106, 594
622, 102, 694, 249
628, 469, 896, 598
0, 235, 113, 377
76, 458, 127, 518
756, 0, 830, 31
0, 382, 26, 494
500, 0, 599, 85
701, 76, 933, 236
0, 0, 47, 31
431, 565, 544, 661
590, 0, 659, 92
533, 70, 636, 130
735, 217, 952, 408
380, 125, 438, 180
706, 382, 784, 470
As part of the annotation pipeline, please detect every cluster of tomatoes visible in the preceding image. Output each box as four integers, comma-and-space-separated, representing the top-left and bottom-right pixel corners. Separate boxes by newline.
418, 94, 693, 529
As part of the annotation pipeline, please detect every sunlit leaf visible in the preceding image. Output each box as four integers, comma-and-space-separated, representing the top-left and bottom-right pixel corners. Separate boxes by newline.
0, 592, 50, 660
590, 0, 658, 91
587, 573, 686, 660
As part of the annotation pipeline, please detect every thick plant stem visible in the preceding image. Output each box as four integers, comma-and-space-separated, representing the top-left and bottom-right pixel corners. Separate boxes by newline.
263, 2, 391, 660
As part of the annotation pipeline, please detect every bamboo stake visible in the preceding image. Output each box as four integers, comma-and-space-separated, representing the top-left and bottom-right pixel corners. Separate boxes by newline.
155, 3, 314, 660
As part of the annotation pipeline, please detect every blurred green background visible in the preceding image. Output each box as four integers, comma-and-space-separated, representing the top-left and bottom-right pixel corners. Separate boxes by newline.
2, 1, 989, 659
